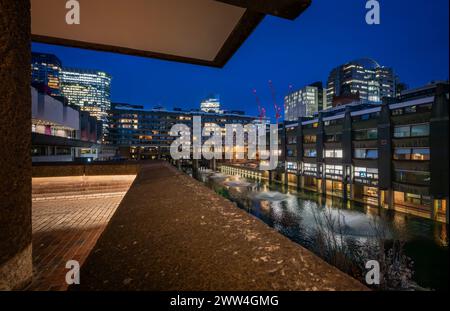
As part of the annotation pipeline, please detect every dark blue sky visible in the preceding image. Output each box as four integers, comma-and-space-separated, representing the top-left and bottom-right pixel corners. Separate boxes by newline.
32, 0, 449, 118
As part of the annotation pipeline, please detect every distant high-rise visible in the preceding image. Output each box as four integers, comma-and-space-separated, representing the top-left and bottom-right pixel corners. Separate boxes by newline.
284, 82, 327, 121
326, 58, 396, 106
200, 95, 222, 114
61, 68, 111, 123
31, 52, 63, 96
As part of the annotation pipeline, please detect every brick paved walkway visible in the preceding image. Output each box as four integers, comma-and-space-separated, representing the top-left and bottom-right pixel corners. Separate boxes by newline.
27, 175, 135, 291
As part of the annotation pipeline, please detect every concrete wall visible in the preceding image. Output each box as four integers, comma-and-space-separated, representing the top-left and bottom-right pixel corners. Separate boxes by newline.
32, 155, 74, 163
32, 163, 141, 178
0, 0, 33, 290
31, 87, 80, 131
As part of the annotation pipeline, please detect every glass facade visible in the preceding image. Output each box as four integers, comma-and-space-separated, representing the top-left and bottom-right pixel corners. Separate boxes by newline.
394, 123, 430, 138
304, 149, 317, 157
394, 148, 430, 160
324, 149, 343, 158
31, 52, 62, 96
353, 128, 378, 140
395, 170, 431, 186
354, 148, 378, 159
200, 95, 222, 114
303, 135, 316, 143
354, 167, 379, 180
326, 58, 396, 105
284, 83, 326, 121
61, 68, 112, 124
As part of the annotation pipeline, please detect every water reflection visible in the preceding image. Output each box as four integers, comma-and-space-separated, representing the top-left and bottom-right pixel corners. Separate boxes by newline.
197, 169, 449, 290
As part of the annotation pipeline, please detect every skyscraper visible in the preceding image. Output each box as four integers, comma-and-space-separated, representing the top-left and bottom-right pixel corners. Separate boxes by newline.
200, 94, 222, 114
61, 68, 112, 123
31, 52, 63, 96
284, 82, 327, 121
326, 58, 396, 106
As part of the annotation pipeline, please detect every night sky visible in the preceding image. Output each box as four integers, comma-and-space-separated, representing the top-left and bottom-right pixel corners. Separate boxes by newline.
32, 0, 449, 119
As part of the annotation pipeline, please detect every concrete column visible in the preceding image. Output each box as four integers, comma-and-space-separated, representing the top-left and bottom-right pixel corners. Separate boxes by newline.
343, 181, 348, 200
431, 197, 437, 221
378, 190, 383, 208
386, 189, 394, 210
192, 160, 199, 179
0, 0, 32, 290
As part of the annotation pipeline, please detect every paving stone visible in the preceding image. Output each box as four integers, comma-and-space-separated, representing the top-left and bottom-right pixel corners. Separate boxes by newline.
27, 195, 126, 291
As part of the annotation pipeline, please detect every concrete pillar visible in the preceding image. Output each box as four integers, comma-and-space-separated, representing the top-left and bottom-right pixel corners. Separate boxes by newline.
192, 160, 199, 179
378, 190, 383, 208
386, 189, 394, 210
431, 197, 437, 221
0, 0, 32, 290
349, 183, 354, 201
321, 176, 326, 195
343, 181, 348, 200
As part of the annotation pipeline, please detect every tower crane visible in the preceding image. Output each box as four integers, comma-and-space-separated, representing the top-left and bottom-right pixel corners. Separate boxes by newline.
268, 80, 282, 124
252, 89, 266, 123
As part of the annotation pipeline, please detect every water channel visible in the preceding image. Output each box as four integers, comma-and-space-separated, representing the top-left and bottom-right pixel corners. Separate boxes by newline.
191, 168, 448, 290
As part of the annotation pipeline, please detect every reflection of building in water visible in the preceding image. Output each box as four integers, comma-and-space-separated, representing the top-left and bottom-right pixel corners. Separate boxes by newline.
435, 223, 448, 247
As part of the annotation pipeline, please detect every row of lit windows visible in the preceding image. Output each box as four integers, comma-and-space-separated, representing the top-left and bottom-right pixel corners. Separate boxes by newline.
324, 149, 343, 158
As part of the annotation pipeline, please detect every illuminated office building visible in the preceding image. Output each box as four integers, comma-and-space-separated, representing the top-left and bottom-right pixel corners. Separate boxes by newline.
326, 58, 396, 106
108, 103, 259, 160
200, 95, 223, 114
284, 82, 327, 121
61, 68, 112, 124
31, 52, 63, 96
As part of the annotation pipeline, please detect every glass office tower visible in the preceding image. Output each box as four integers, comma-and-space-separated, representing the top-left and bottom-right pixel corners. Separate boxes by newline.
31, 52, 63, 96
61, 68, 112, 124
326, 58, 396, 106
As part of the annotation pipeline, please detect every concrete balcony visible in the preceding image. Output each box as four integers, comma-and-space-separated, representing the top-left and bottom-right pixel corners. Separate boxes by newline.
27, 161, 367, 291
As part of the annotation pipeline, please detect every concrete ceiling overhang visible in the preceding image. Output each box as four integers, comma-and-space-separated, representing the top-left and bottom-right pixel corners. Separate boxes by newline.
31, 0, 311, 68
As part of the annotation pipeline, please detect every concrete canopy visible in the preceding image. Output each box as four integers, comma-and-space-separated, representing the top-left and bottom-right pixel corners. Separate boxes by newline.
31, 0, 311, 67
